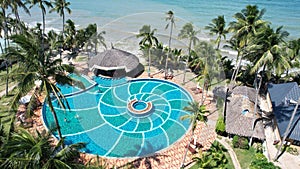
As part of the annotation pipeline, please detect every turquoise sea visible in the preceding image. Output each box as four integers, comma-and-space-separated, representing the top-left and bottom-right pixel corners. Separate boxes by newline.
20, 0, 300, 40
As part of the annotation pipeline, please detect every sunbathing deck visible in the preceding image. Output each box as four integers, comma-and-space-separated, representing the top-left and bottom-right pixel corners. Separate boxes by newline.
79, 121, 216, 168
17, 59, 218, 168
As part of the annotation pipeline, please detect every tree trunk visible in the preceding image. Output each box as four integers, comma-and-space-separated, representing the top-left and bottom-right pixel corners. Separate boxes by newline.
232, 52, 242, 83
2, 8, 9, 96
165, 23, 173, 79
249, 73, 262, 146
42, 12, 45, 57
223, 87, 229, 123
148, 48, 151, 77
5, 62, 9, 96
180, 119, 196, 168
183, 40, 192, 83
46, 94, 64, 148
274, 98, 300, 161
230, 51, 240, 82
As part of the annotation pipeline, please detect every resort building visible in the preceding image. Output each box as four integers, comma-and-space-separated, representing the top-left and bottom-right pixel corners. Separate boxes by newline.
225, 86, 265, 141
267, 82, 300, 145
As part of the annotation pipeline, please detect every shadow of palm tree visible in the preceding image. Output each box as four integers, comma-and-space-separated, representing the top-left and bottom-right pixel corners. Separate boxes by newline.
119, 141, 168, 169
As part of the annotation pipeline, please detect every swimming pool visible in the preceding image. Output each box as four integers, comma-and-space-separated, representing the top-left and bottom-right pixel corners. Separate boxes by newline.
43, 76, 193, 158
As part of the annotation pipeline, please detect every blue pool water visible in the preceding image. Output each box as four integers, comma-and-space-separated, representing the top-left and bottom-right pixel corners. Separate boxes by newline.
43, 76, 193, 158
133, 101, 147, 110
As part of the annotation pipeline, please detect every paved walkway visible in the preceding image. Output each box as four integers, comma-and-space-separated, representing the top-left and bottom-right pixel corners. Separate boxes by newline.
216, 137, 241, 169
264, 126, 300, 169
259, 97, 300, 169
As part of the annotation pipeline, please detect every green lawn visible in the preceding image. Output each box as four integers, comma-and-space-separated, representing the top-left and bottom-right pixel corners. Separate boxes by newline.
234, 147, 256, 169
224, 151, 235, 169
0, 65, 19, 92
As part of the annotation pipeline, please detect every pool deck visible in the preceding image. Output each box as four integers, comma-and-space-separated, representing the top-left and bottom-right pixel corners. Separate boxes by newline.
24, 60, 219, 169
78, 69, 219, 168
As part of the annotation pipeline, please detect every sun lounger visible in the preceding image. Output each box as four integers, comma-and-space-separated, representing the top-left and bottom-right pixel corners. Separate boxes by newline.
186, 138, 202, 154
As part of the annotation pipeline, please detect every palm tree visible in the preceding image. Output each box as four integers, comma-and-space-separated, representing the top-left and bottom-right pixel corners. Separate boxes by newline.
180, 101, 208, 168
10, 0, 30, 34
136, 25, 159, 77
247, 25, 290, 145
178, 23, 200, 83
86, 23, 106, 54
164, 10, 175, 78
205, 15, 228, 50
50, 0, 71, 40
192, 41, 220, 104
288, 38, 300, 60
223, 37, 243, 82
5, 31, 78, 145
192, 141, 228, 168
0, 128, 85, 168
250, 25, 290, 76
228, 5, 267, 83
26, 0, 53, 56
0, 0, 14, 96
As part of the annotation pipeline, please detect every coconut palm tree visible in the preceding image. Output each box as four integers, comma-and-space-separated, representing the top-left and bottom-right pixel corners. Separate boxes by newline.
86, 23, 106, 54
250, 25, 290, 76
0, 0, 14, 96
205, 15, 228, 50
164, 10, 175, 78
288, 38, 300, 60
247, 25, 290, 145
228, 5, 267, 83
26, 0, 53, 57
0, 128, 85, 168
136, 25, 159, 77
178, 23, 200, 83
180, 101, 208, 168
10, 0, 30, 34
223, 37, 243, 82
5, 31, 79, 146
192, 141, 228, 168
192, 41, 220, 104
50, 0, 71, 40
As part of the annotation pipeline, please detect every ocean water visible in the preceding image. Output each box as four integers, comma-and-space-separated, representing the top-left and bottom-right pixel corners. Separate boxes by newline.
19, 0, 300, 38
16, 0, 300, 57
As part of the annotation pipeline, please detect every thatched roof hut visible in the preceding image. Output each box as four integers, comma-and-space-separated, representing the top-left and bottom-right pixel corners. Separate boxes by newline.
88, 48, 143, 77
226, 86, 265, 140
231, 86, 257, 103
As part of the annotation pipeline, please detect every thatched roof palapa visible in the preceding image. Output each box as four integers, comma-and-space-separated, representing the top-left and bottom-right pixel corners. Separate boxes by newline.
231, 86, 257, 103
88, 48, 142, 77
225, 86, 265, 140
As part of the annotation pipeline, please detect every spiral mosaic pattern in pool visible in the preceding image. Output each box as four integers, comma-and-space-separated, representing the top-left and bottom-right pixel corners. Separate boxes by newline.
43, 77, 193, 158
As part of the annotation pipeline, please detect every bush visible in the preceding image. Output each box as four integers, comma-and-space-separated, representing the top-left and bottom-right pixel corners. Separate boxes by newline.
286, 146, 299, 156
239, 137, 249, 149
250, 153, 280, 169
232, 135, 249, 149
253, 143, 263, 153
215, 117, 226, 135
232, 135, 239, 148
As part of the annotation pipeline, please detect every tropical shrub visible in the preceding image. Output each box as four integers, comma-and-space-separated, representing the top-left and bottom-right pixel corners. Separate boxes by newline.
232, 135, 249, 149
286, 146, 299, 156
215, 116, 226, 136
250, 153, 280, 169
232, 135, 239, 148
253, 142, 263, 153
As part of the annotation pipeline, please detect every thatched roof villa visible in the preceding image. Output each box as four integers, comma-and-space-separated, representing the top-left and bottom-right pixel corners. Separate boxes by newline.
225, 86, 265, 140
